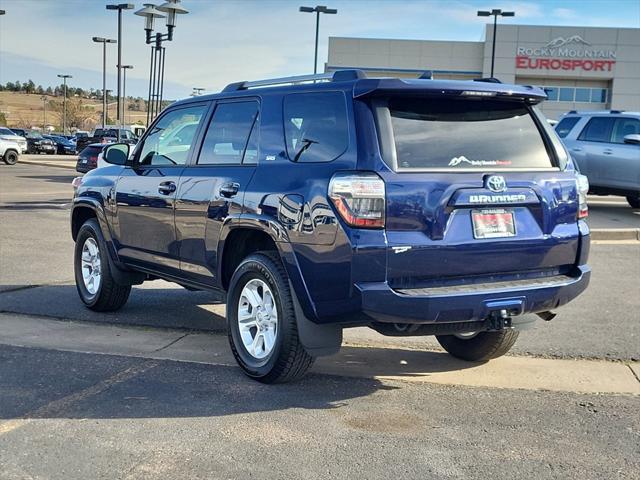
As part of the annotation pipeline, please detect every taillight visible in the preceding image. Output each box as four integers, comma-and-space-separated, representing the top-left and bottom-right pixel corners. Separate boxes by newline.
329, 172, 385, 228
577, 174, 589, 219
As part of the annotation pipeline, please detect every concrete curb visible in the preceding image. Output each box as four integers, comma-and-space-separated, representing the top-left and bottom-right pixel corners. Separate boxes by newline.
1, 313, 638, 395
590, 228, 640, 241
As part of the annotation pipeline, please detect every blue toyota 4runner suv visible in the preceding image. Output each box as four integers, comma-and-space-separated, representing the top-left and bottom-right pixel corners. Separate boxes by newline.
71, 70, 591, 383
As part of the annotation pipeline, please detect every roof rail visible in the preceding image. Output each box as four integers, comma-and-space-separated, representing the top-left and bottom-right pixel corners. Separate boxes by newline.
473, 77, 502, 83
222, 69, 366, 93
419, 71, 433, 80
610, 109, 624, 114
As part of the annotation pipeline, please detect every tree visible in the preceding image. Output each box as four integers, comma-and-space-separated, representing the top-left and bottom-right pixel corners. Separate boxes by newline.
13, 81, 22, 92
45, 86, 53, 95
36, 85, 44, 95
49, 97, 99, 131
0, 112, 7, 126
24, 79, 36, 94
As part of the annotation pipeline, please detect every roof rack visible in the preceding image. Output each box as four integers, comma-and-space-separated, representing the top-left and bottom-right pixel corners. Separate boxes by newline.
610, 109, 624, 114
473, 77, 502, 83
222, 69, 367, 93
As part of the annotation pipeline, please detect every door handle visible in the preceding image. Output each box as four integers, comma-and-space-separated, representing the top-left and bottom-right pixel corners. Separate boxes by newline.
603, 149, 613, 155
158, 181, 177, 195
219, 182, 240, 198
571, 147, 582, 152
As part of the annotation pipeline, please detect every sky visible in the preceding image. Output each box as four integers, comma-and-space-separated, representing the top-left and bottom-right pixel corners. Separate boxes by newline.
0, 0, 639, 100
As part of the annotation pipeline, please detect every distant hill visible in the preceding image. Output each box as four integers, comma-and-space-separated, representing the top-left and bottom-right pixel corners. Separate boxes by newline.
0, 91, 148, 131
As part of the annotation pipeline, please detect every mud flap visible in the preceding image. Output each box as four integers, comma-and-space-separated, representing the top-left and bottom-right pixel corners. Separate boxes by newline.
290, 282, 343, 357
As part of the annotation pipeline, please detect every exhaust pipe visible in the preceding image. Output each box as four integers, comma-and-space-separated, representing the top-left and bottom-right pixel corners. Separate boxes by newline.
537, 311, 557, 321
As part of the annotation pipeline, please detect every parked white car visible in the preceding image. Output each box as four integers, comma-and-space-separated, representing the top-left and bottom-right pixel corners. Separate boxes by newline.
0, 127, 28, 154
0, 138, 21, 165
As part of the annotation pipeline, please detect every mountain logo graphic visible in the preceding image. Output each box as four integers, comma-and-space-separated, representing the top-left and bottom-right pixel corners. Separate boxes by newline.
544, 35, 592, 48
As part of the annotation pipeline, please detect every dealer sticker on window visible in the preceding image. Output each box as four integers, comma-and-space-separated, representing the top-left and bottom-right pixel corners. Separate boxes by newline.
471, 208, 516, 239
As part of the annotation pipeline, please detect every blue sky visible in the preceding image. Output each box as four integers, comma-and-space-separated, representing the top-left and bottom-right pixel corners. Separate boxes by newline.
1, 0, 639, 100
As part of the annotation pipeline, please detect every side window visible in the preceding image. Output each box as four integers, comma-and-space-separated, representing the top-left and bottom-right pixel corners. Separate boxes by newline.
197, 101, 259, 165
578, 117, 614, 143
555, 117, 580, 138
611, 118, 640, 144
137, 105, 206, 166
284, 92, 349, 163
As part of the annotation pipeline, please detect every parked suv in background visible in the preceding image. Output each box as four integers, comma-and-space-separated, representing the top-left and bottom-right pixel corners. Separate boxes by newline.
556, 111, 640, 208
0, 127, 28, 153
76, 128, 138, 153
71, 70, 591, 383
24, 131, 57, 154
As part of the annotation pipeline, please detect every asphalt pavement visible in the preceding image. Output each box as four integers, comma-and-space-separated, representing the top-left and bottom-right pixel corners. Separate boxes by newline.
0, 162, 639, 480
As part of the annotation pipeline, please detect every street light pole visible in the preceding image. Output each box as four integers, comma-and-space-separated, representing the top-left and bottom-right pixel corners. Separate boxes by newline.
299, 5, 337, 74
477, 9, 515, 78
41, 96, 47, 131
57, 74, 72, 134
106, 4, 134, 140
122, 65, 134, 126
93, 37, 117, 128
136, 1, 189, 125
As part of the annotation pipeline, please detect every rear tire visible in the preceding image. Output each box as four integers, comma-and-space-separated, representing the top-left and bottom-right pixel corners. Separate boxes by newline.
436, 329, 519, 362
2, 150, 18, 165
227, 252, 314, 383
74, 219, 131, 312
626, 195, 640, 209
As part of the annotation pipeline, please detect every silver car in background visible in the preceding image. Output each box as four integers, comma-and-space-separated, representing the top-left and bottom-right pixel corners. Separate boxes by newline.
556, 111, 640, 208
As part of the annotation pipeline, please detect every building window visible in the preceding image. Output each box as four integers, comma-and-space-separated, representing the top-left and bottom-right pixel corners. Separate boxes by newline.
537, 86, 608, 104
559, 88, 574, 102
575, 88, 591, 103
544, 87, 558, 101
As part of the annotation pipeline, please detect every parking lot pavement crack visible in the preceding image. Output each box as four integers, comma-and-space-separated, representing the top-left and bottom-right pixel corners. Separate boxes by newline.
150, 333, 190, 353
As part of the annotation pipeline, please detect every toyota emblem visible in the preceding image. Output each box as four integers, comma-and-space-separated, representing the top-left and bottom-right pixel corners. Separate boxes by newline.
486, 175, 507, 193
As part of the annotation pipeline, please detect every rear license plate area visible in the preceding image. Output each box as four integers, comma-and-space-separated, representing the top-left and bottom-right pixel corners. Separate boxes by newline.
471, 209, 516, 239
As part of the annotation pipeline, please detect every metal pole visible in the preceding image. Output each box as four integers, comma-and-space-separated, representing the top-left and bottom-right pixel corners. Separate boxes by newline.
490, 13, 497, 78
102, 42, 107, 128
62, 77, 67, 134
123, 68, 127, 126
116, 8, 122, 140
42, 98, 46, 131
314, 10, 320, 74
146, 45, 154, 126
158, 47, 166, 115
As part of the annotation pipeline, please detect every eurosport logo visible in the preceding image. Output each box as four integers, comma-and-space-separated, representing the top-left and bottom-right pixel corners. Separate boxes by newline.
516, 56, 615, 72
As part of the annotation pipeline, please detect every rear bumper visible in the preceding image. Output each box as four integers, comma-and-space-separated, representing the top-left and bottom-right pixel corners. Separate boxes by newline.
356, 265, 591, 324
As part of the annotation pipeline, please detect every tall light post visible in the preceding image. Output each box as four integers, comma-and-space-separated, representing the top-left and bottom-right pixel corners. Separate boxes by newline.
477, 8, 515, 78
106, 3, 135, 140
41, 96, 47, 131
136, 1, 189, 125
57, 74, 72, 134
122, 65, 134, 125
93, 37, 117, 128
299, 5, 337, 74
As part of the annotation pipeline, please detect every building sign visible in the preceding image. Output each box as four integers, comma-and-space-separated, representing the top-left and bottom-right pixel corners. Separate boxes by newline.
516, 35, 616, 72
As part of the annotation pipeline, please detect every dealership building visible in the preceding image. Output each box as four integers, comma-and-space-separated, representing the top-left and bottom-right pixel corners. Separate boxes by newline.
326, 25, 640, 119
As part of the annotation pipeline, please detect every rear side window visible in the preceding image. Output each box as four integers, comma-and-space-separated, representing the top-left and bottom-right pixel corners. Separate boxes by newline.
611, 117, 640, 144
80, 146, 101, 157
378, 98, 553, 170
578, 117, 614, 142
198, 101, 259, 165
284, 92, 348, 163
555, 117, 579, 138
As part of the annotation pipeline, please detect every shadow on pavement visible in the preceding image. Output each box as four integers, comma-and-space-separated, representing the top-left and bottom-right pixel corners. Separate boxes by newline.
18, 174, 77, 184
0, 345, 395, 420
0, 284, 226, 332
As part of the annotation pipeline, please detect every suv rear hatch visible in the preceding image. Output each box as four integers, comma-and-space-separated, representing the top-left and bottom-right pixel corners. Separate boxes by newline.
370, 89, 582, 290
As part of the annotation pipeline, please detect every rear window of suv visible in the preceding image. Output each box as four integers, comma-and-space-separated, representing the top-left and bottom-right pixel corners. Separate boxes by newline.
376, 97, 554, 171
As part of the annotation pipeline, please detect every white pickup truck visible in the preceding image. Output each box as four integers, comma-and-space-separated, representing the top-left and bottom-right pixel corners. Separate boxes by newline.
0, 138, 21, 165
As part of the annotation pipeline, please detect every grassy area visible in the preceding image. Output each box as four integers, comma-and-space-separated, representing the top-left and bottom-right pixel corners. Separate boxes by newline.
0, 91, 148, 131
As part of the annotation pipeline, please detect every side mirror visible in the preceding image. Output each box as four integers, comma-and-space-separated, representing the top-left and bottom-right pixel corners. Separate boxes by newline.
103, 143, 130, 165
623, 134, 640, 145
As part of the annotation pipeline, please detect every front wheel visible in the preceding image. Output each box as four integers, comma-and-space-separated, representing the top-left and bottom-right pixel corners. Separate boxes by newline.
227, 252, 314, 383
2, 151, 18, 165
436, 329, 519, 362
74, 219, 131, 311
627, 195, 640, 209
